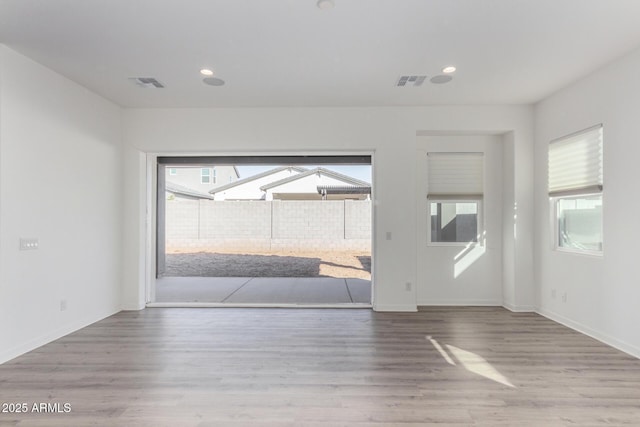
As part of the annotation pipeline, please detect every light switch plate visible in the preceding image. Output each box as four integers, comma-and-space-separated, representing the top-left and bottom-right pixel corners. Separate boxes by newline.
19, 238, 39, 250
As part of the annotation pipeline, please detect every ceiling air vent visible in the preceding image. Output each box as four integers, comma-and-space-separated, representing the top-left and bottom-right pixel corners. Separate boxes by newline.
397, 75, 427, 87
129, 77, 165, 88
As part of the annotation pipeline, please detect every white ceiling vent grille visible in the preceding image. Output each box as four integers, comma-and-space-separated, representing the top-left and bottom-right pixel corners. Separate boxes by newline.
129, 77, 165, 88
397, 75, 427, 87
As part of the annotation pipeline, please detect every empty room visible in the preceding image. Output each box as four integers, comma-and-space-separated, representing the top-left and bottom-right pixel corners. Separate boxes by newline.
1, 1, 640, 425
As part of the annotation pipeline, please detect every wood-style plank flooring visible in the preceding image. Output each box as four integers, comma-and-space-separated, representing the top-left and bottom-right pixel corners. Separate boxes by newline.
1, 307, 639, 426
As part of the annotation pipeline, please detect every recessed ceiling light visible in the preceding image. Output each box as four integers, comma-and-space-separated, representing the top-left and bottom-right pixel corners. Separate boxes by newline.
200, 69, 214, 76
317, 0, 335, 10
442, 66, 456, 74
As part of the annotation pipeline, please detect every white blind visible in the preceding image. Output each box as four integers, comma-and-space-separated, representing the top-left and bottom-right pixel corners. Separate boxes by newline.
427, 152, 483, 198
548, 125, 603, 197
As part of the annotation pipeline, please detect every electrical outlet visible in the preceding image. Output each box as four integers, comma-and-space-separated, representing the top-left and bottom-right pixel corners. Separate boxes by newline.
405, 282, 412, 291
551, 289, 556, 299
60, 300, 67, 312
386, 231, 392, 241
562, 292, 567, 303
19, 238, 39, 250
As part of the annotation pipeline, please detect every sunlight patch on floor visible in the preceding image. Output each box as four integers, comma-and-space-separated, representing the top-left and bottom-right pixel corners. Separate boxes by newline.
446, 344, 515, 388
427, 335, 515, 388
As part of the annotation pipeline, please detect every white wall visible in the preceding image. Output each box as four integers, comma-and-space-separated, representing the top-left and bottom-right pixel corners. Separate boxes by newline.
123, 105, 535, 312
415, 135, 503, 305
0, 45, 123, 363
535, 47, 640, 357
501, 133, 516, 307
121, 146, 147, 310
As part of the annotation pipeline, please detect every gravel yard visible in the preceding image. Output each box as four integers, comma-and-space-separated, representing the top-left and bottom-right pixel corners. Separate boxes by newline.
164, 250, 371, 279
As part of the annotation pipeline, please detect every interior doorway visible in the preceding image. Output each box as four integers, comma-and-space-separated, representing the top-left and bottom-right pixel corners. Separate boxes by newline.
152, 155, 373, 307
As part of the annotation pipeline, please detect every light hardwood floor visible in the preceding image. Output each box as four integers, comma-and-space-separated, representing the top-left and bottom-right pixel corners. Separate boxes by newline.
1, 307, 639, 426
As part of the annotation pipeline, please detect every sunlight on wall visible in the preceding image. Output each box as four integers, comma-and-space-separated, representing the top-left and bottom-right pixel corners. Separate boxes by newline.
453, 231, 486, 278
513, 201, 518, 240
427, 336, 515, 388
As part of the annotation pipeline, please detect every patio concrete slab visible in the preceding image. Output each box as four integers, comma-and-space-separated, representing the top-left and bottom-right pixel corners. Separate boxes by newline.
346, 278, 372, 303
156, 277, 251, 302
155, 276, 372, 304
224, 277, 352, 304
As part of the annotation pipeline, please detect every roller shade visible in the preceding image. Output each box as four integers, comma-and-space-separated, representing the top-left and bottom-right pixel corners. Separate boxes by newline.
427, 152, 483, 199
548, 125, 603, 197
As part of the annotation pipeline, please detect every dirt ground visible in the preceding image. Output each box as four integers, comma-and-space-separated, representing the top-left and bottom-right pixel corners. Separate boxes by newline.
165, 249, 371, 279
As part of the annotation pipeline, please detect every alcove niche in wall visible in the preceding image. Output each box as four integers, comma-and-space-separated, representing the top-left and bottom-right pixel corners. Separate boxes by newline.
415, 131, 519, 309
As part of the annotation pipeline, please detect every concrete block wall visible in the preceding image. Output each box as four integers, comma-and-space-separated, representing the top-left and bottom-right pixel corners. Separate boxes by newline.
165, 238, 273, 252
199, 200, 271, 239
270, 238, 370, 251
165, 199, 199, 239
345, 200, 371, 239
272, 200, 344, 239
165, 199, 371, 251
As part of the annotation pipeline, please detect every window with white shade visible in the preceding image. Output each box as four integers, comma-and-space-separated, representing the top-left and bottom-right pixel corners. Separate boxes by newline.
548, 125, 603, 254
427, 152, 483, 245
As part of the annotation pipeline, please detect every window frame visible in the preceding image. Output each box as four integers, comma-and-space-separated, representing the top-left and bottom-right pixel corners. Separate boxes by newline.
552, 192, 604, 256
427, 198, 483, 247
200, 168, 211, 184
548, 124, 603, 256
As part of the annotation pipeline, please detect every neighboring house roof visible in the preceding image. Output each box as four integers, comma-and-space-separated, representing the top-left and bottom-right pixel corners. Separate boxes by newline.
166, 182, 214, 199
317, 185, 371, 195
260, 167, 370, 191
167, 165, 240, 178
209, 166, 308, 194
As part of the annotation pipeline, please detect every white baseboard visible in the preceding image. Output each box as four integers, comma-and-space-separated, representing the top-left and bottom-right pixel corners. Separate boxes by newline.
417, 299, 502, 307
373, 304, 418, 312
0, 309, 120, 365
121, 302, 146, 311
538, 307, 640, 360
503, 302, 536, 312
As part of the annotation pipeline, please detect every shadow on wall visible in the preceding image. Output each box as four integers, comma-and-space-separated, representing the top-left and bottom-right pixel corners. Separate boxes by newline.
164, 253, 372, 279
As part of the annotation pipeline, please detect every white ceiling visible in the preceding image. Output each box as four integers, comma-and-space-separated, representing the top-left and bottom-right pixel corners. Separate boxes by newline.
2, 0, 640, 108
